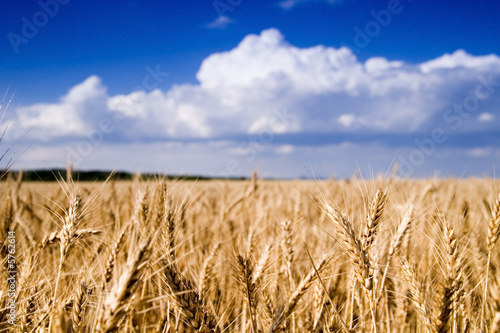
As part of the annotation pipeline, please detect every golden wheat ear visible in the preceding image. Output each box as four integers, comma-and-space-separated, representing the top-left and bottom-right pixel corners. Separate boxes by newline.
398, 253, 435, 331
71, 281, 90, 331
235, 253, 259, 333
481, 192, 500, 330
362, 188, 387, 255
98, 236, 152, 333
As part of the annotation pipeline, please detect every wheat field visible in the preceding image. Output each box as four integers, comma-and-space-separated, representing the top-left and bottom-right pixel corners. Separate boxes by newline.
1, 173, 500, 332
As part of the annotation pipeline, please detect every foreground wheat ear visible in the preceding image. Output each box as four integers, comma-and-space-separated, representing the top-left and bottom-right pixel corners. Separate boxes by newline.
3, 174, 500, 332
98, 236, 152, 333
322, 196, 378, 333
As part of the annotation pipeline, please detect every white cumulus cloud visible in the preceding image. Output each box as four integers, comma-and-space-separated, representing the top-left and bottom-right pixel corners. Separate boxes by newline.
9, 28, 500, 163
13, 76, 108, 140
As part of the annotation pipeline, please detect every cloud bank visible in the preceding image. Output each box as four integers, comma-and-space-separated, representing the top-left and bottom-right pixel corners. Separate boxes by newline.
9, 28, 500, 177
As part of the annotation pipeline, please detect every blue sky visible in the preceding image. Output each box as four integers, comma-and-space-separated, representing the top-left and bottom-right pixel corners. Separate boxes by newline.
1, 0, 500, 178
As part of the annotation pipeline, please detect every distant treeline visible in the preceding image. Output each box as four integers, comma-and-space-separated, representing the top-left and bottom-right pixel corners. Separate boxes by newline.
1, 169, 249, 182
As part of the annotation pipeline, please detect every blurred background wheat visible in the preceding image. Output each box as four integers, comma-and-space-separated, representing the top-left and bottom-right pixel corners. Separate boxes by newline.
1, 173, 500, 332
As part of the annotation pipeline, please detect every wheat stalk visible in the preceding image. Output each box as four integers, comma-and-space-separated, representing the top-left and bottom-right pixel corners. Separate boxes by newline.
199, 241, 221, 299
269, 257, 327, 333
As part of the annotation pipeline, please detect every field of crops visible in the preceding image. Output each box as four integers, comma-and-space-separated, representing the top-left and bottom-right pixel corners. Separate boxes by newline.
1, 174, 500, 332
